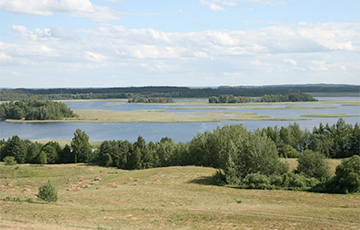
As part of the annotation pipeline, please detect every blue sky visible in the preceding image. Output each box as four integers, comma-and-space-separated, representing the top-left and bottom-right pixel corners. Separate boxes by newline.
0, 0, 359, 88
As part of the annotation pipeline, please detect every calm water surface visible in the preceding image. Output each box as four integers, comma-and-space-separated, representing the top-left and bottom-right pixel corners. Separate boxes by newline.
1, 97, 359, 143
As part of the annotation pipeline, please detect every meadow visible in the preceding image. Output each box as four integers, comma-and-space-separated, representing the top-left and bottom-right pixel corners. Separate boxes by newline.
1, 161, 359, 230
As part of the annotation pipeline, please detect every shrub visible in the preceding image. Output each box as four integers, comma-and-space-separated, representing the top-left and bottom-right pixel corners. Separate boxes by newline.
37, 180, 58, 202
3, 156, 17, 165
280, 172, 320, 189
242, 173, 272, 189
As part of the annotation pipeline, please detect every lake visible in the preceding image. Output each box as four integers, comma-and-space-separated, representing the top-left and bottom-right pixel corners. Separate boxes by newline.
1, 97, 359, 143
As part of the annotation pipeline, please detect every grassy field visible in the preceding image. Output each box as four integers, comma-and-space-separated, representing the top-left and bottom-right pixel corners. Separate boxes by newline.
1, 162, 359, 230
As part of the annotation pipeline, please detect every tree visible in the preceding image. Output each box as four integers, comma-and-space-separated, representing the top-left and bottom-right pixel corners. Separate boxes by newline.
38, 151, 47, 164
71, 129, 92, 163
1, 135, 27, 163
58, 144, 74, 163
42, 145, 58, 164
296, 150, 332, 182
333, 155, 360, 193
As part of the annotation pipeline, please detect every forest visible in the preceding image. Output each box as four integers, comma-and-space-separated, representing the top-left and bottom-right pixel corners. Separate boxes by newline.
1, 118, 359, 194
128, 97, 174, 103
0, 99, 77, 120
208, 93, 316, 103
1, 84, 359, 101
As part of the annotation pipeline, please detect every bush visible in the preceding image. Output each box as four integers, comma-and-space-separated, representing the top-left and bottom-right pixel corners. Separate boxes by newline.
242, 173, 272, 189
3, 156, 17, 165
37, 180, 58, 202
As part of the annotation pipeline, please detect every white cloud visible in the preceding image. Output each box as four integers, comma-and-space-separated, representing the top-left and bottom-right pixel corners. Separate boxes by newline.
1, 22, 359, 87
200, 0, 226, 11
0, 0, 158, 21
284, 58, 297, 65
0, 51, 12, 62
246, 0, 288, 6
85, 51, 106, 62
174, 9, 183, 13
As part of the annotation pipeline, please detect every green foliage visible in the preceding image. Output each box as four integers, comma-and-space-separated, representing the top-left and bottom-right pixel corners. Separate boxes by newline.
0, 85, 358, 101
38, 151, 47, 165
128, 97, 174, 103
322, 155, 360, 194
0, 99, 76, 120
71, 129, 93, 163
296, 150, 332, 182
209, 94, 252, 103
278, 144, 299, 158
42, 145, 58, 164
37, 180, 58, 202
242, 173, 272, 189
257, 93, 317, 102
3, 156, 17, 165
209, 93, 316, 104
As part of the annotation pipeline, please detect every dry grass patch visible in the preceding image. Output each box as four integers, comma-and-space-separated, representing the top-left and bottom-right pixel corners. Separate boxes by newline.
0, 164, 359, 230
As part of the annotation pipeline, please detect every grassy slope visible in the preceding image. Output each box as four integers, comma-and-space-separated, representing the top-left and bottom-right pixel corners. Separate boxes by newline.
0, 163, 359, 230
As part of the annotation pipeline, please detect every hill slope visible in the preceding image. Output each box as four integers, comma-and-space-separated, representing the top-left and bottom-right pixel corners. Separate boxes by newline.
0, 164, 359, 229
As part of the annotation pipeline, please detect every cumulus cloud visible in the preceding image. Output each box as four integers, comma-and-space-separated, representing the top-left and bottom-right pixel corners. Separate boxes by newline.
1, 22, 359, 86
0, 0, 158, 21
200, 0, 226, 11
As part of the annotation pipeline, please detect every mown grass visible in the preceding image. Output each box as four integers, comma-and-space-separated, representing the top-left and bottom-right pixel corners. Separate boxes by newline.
0, 163, 358, 230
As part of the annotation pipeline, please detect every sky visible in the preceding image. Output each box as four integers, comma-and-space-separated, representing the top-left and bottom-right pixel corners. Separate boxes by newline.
0, 0, 359, 88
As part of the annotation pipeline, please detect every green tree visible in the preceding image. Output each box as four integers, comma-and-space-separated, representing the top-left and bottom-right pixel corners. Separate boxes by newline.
333, 155, 360, 193
71, 129, 92, 163
38, 151, 47, 164
296, 150, 332, 182
42, 145, 58, 164
58, 144, 74, 163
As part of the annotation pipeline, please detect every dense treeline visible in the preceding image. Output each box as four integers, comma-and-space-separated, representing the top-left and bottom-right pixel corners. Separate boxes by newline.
1, 84, 358, 101
208, 93, 316, 103
257, 93, 317, 102
209, 95, 252, 103
1, 119, 359, 193
0, 99, 77, 120
128, 97, 174, 103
